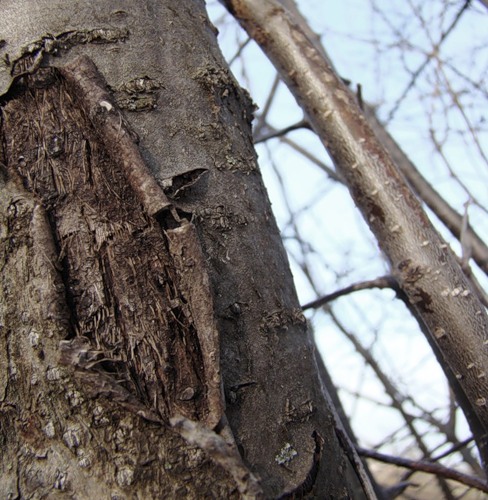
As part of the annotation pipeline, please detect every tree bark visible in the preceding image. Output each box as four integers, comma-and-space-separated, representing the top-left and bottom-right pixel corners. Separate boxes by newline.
222, 0, 488, 471
0, 0, 373, 497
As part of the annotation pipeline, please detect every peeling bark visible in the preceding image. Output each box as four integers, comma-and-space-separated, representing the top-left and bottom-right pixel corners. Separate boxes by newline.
1, 57, 237, 498
2, 60, 223, 428
0, 0, 372, 497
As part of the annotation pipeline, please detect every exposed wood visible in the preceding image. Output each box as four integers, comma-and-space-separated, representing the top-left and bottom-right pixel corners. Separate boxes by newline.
0, 0, 374, 497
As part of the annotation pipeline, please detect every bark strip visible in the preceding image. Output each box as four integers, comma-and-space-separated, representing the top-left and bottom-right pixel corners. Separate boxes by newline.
1, 58, 222, 429
60, 56, 171, 216
171, 416, 263, 499
165, 221, 223, 428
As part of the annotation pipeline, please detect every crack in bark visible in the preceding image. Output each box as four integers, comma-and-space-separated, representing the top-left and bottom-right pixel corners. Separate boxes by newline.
0, 56, 223, 429
1, 29, 129, 98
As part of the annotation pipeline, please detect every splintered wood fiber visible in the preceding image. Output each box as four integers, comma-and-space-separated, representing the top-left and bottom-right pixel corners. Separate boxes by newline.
1, 67, 210, 424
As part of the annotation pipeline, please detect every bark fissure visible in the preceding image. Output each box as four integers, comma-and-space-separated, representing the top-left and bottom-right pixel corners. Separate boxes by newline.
1, 57, 222, 428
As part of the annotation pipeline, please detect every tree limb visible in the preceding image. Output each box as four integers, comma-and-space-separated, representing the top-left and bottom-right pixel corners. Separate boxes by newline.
278, 0, 488, 277
362, 104, 488, 277
302, 275, 397, 311
222, 0, 488, 470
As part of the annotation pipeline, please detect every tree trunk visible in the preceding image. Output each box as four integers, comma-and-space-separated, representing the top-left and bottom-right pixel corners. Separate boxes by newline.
0, 0, 374, 497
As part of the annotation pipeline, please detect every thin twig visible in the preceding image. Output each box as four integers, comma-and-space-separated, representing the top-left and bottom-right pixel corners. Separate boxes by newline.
460, 199, 473, 269
302, 275, 398, 311
229, 37, 252, 66
253, 73, 280, 136
386, 0, 472, 121
254, 118, 311, 143
357, 446, 488, 493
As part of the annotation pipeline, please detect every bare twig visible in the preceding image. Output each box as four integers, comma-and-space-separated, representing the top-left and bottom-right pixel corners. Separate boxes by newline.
460, 199, 473, 269
229, 36, 252, 66
386, 0, 472, 121
302, 275, 397, 311
357, 446, 488, 494
325, 310, 441, 469
276, 134, 343, 183
254, 73, 280, 136
254, 118, 311, 143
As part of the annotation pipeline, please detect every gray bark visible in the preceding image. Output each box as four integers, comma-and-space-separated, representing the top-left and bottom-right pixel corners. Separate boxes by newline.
0, 0, 372, 497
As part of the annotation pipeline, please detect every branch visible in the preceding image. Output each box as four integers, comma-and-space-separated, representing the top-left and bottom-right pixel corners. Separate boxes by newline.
386, 0, 472, 121
302, 275, 397, 311
264, 1, 488, 278
324, 309, 443, 473
229, 36, 252, 66
357, 446, 488, 494
254, 118, 311, 143
362, 103, 488, 277
272, 133, 343, 183
432, 437, 475, 462
254, 73, 280, 137
258, 102, 488, 277
222, 0, 488, 467
278, 1, 488, 277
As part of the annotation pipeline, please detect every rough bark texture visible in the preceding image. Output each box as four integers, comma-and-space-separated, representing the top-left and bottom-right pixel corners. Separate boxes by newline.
0, 0, 370, 497
222, 0, 488, 470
